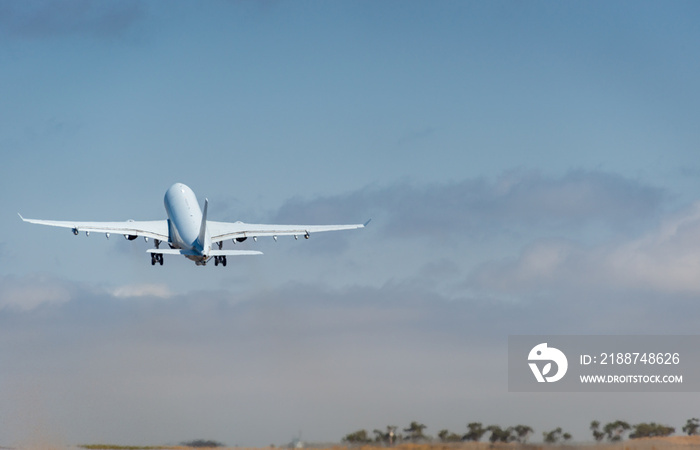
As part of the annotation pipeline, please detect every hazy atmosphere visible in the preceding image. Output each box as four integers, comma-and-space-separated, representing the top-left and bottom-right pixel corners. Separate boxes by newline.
2, 0, 700, 446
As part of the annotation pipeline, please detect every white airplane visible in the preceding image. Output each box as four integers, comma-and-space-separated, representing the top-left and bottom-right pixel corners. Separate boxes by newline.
19, 183, 368, 267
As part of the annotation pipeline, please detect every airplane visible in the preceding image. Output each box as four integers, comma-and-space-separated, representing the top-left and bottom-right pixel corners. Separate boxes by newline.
19, 182, 368, 267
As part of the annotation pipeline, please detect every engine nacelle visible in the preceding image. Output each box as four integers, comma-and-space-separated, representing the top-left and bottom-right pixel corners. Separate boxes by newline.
125, 234, 138, 241
235, 237, 247, 243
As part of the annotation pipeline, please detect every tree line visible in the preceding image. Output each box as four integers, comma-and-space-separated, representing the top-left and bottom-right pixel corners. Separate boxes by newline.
342, 418, 700, 444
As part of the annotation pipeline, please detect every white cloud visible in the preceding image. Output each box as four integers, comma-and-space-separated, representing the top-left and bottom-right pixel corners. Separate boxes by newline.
471, 202, 700, 295
271, 169, 666, 239
0, 277, 176, 311
605, 202, 700, 293
0, 275, 73, 311
111, 283, 173, 299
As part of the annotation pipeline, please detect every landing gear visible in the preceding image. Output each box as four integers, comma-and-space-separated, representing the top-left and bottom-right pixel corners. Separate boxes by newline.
214, 241, 227, 267
214, 255, 227, 267
150, 253, 163, 266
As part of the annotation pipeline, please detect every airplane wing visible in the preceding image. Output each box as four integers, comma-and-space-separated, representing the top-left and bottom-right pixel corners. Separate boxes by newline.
18, 214, 169, 241
207, 219, 369, 244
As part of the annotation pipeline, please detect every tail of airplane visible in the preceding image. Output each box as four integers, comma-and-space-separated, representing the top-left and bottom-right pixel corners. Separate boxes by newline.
196, 198, 209, 251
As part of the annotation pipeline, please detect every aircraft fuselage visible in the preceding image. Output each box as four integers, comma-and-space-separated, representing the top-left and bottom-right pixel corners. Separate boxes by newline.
164, 183, 211, 265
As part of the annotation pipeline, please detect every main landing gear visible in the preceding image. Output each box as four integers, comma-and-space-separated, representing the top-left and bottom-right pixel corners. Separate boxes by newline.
151, 253, 163, 266
214, 255, 227, 267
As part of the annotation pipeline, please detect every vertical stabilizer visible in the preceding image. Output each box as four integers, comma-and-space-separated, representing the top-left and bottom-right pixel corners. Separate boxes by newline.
196, 198, 209, 250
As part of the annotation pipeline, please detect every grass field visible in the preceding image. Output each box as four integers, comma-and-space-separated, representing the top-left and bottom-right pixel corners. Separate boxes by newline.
299, 439, 699, 450
70, 438, 700, 450
321, 439, 700, 449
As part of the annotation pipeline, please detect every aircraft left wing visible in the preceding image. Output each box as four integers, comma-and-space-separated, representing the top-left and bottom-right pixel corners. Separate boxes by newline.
18, 214, 169, 241
207, 219, 369, 244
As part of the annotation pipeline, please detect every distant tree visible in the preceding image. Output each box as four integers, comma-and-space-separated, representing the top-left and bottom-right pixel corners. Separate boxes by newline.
180, 440, 224, 448
629, 422, 675, 439
437, 430, 461, 443
603, 420, 631, 442
463, 422, 487, 442
403, 421, 428, 441
590, 421, 605, 442
683, 418, 700, 436
513, 425, 534, 444
373, 429, 386, 442
372, 426, 397, 444
486, 425, 514, 443
342, 430, 371, 444
542, 427, 571, 444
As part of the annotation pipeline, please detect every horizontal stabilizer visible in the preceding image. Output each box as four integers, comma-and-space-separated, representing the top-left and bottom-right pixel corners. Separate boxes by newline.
147, 249, 263, 256
147, 249, 198, 256
210, 249, 263, 256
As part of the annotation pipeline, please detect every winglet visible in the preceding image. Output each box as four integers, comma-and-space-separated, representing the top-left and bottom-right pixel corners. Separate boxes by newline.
197, 198, 209, 249
18, 213, 25, 221
363, 218, 372, 227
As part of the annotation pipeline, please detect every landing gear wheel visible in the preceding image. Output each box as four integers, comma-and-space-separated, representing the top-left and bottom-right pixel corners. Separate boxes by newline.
158, 254, 163, 265
151, 253, 156, 265
214, 256, 227, 267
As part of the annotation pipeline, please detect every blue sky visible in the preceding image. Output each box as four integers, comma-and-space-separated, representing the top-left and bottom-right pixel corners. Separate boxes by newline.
2, 0, 700, 446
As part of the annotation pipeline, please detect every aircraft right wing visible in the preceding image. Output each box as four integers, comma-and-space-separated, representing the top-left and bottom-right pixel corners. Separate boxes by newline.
18, 214, 169, 241
207, 220, 369, 244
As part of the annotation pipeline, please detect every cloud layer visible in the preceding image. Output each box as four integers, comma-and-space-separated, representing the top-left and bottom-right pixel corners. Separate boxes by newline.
471, 201, 700, 295
273, 170, 666, 239
2, 170, 697, 446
